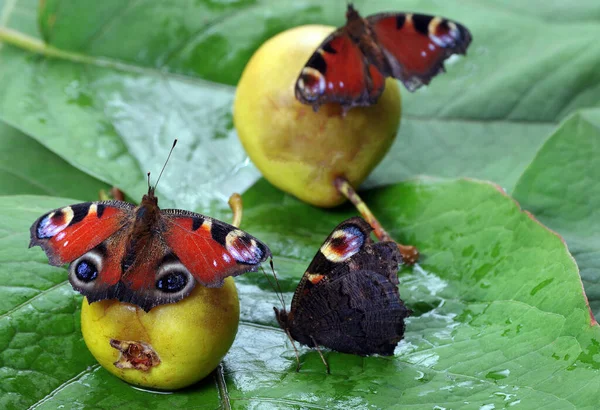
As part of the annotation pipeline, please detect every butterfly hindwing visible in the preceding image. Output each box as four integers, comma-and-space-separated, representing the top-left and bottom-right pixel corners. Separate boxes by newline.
295, 32, 386, 110
290, 269, 408, 355
276, 217, 410, 356
368, 12, 472, 91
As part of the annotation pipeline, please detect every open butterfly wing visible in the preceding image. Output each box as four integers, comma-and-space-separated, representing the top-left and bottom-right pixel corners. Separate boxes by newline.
295, 32, 385, 110
29, 201, 133, 266
368, 13, 472, 91
161, 209, 271, 288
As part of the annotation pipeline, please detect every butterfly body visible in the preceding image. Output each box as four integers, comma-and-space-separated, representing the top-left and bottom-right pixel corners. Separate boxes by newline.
275, 217, 410, 356
295, 4, 472, 111
30, 187, 270, 311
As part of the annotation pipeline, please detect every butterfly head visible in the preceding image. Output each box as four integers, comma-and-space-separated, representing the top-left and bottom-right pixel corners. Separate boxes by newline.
274, 306, 290, 331
141, 187, 159, 207
346, 3, 360, 21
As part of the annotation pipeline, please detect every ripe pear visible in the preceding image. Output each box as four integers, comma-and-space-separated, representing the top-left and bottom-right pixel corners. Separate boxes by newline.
234, 25, 401, 208
81, 278, 239, 390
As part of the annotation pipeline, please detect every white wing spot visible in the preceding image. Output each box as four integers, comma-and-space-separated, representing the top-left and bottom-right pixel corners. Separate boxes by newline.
88, 203, 97, 216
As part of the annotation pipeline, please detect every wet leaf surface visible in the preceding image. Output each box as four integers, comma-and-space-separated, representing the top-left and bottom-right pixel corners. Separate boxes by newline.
3, 180, 600, 408
1, 0, 600, 408
514, 109, 600, 317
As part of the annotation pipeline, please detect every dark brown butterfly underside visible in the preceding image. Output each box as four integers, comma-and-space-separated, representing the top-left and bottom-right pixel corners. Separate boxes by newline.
274, 217, 411, 358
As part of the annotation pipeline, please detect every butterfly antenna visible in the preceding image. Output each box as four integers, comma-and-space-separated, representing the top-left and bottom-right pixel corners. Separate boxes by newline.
154, 139, 178, 191
270, 258, 288, 310
147, 172, 151, 191
261, 263, 286, 311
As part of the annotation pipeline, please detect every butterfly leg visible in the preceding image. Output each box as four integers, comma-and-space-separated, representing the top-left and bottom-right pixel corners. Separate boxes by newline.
286, 329, 302, 372
333, 176, 419, 264
310, 336, 330, 374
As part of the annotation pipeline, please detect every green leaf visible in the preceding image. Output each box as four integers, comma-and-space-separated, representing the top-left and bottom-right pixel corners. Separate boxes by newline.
0, 121, 109, 197
2, 0, 600, 408
513, 109, 600, 317
0, 2, 259, 210
34, 0, 600, 192
4, 179, 600, 408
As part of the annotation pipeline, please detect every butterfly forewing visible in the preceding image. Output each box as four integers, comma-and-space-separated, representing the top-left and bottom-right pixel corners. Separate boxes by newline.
29, 200, 135, 266
161, 209, 271, 287
278, 217, 410, 357
367, 13, 472, 91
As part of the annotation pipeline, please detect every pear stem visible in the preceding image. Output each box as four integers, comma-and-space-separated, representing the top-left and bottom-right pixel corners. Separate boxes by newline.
228, 193, 243, 228
334, 176, 419, 264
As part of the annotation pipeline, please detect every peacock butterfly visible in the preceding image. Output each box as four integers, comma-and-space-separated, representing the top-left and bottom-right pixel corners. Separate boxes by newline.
274, 217, 411, 372
29, 142, 271, 311
295, 4, 472, 111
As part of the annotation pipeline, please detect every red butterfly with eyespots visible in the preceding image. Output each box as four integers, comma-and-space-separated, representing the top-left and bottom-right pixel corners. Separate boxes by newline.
29, 142, 271, 311
295, 4, 472, 111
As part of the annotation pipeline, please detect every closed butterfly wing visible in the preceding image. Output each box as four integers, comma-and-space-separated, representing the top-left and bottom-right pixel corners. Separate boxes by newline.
275, 217, 410, 356
290, 269, 409, 355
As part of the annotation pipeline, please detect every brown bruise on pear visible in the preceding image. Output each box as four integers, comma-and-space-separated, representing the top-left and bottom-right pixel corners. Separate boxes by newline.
81, 275, 240, 390
110, 339, 161, 372
234, 25, 401, 208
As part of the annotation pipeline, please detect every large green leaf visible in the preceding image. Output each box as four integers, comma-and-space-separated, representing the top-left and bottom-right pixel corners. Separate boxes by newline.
1, 0, 600, 408
513, 109, 600, 317
0, 0, 597, 206
0, 1, 259, 211
0, 121, 109, 197
34, 0, 600, 192
3, 180, 600, 408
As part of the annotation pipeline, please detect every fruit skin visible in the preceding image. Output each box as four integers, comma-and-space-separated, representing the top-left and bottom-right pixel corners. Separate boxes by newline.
81, 278, 239, 390
234, 25, 401, 208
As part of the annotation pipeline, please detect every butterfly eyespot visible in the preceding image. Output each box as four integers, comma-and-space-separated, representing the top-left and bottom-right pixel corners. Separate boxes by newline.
320, 224, 365, 262
76, 261, 99, 282
155, 262, 195, 295
297, 67, 326, 101
156, 271, 188, 293
36, 207, 75, 239
224, 231, 264, 264
69, 249, 104, 286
